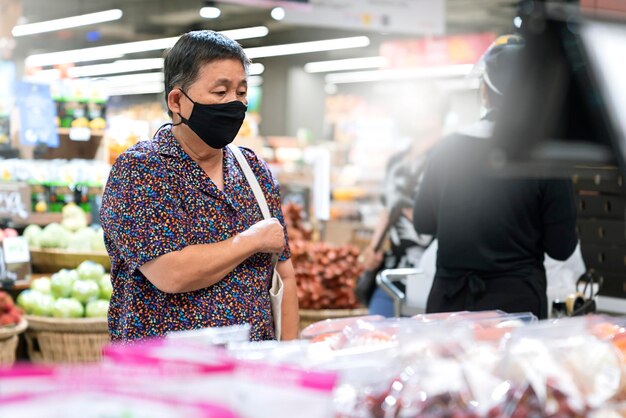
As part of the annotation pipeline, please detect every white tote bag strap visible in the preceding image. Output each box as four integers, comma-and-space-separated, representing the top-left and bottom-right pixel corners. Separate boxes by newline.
228, 144, 278, 265
228, 144, 271, 220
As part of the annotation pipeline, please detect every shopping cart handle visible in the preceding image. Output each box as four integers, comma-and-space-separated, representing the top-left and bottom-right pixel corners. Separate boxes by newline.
377, 268, 423, 317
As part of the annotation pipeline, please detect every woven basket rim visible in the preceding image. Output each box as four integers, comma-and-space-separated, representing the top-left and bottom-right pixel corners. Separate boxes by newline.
299, 308, 369, 318
29, 248, 109, 256
25, 315, 108, 333
0, 318, 28, 339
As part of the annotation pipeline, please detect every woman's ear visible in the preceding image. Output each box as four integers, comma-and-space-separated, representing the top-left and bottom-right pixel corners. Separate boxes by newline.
167, 88, 183, 117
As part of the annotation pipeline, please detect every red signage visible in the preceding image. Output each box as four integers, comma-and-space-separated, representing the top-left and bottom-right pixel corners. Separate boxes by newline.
380, 33, 497, 68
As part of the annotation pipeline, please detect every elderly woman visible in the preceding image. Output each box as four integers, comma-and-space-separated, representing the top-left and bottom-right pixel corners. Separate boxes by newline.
100, 30, 298, 341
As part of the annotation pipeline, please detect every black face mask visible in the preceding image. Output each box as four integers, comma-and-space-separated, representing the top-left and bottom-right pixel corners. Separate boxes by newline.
174, 89, 247, 149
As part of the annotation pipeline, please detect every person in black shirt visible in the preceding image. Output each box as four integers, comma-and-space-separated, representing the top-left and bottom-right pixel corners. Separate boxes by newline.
413, 35, 577, 319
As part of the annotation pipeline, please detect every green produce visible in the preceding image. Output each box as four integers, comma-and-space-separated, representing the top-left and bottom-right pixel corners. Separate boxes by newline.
85, 299, 109, 318
77, 260, 105, 281
99, 274, 113, 301
30, 277, 52, 294
17, 289, 42, 314
91, 227, 106, 252
50, 269, 78, 298
30, 293, 55, 317
61, 203, 88, 232
67, 227, 96, 252
39, 222, 70, 249
23, 224, 42, 247
52, 298, 85, 318
71, 279, 100, 304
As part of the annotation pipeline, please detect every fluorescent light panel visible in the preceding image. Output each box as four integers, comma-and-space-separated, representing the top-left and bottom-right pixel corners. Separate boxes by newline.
12, 9, 123, 37
69, 58, 164, 77
25, 26, 269, 67
248, 62, 264, 76
248, 75, 263, 87
304, 56, 388, 73
325, 64, 474, 84
245, 36, 370, 59
108, 83, 164, 96
104, 72, 164, 86
200, 6, 221, 19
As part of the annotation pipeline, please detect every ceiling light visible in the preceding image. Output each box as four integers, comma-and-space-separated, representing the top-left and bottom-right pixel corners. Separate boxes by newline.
68, 58, 164, 77
304, 56, 388, 73
108, 83, 165, 96
25, 26, 269, 67
222, 26, 268, 40
200, 6, 221, 19
248, 75, 263, 87
103, 72, 164, 86
271, 7, 286, 21
248, 63, 264, 76
324, 64, 474, 84
245, 36, 370, 59
12, 9, 123, 37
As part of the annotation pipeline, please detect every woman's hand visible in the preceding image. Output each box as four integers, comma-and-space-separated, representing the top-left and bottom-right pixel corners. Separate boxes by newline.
240, 218, 286, 254
360, 246, 384, 271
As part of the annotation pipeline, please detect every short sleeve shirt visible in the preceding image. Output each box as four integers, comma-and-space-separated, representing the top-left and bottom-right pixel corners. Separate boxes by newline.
100, 125, 291, 342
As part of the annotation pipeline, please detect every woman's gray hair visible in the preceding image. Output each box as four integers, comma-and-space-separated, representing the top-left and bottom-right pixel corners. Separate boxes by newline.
163, 30, 250, 117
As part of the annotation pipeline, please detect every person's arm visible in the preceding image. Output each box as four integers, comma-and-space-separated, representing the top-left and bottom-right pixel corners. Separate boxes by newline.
360, 208, 388, 271
140, 218, 285, 293
276, 258, 299, 340
413, 159, 438, 236
542, 179, 578, 261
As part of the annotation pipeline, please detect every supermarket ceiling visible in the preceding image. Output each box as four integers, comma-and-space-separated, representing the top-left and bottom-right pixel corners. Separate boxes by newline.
12, 0, 519, 66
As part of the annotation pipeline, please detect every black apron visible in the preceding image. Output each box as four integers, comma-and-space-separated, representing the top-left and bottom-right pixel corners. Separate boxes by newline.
426, 268, 548, 319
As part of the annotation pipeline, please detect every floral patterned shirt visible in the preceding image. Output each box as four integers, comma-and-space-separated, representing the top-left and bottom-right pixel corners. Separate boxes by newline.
100, 125, 290, 342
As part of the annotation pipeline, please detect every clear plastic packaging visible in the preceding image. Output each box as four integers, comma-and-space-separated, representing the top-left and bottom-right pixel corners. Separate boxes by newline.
300, 315, 385, 342
166, 323, 251, 346
0, 388, 238, 418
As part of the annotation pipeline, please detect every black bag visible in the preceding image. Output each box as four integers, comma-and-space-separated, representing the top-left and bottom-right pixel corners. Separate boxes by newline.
354, 269, 379, 306
354, 205, 404, 306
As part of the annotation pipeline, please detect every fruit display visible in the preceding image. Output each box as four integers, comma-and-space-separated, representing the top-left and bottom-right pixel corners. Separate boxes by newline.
0, 291, 23, 327
0, 227, 19, 243
297, 314, 626, 418
284, 202, 363, 309
18, 260, 111, 319
1, 159, 110, 214
23, 202, 106, 252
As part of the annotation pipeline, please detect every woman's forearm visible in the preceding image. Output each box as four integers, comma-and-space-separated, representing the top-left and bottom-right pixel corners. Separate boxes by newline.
139, 233, 259, 293
139, 218, 285, 293
277, 260, 299, 340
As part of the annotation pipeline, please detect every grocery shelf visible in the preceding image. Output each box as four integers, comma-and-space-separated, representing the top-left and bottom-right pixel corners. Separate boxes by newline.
57, 128, 105, 137
19, 212, 92, 227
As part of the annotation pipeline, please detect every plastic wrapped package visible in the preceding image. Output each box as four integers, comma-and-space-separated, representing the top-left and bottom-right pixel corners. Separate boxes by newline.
590, 402, 626, 418
103, 338, 338, 418
166, 323, 251, 346
496, 317, 624, 415
300, 315, 385, 343
412, 310, 507, 323
0, 365, 60, 398
227, 340, 311, 364
0, 388, 238, 418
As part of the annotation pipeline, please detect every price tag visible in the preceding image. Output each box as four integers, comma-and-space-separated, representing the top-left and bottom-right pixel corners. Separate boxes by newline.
2, 236, 30, 264
0, 182, 30, 222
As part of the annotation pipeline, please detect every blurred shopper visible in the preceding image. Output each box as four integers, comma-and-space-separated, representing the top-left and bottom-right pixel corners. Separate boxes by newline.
413, 35, 577, 319
100, 31, 298, 342
359, 96, 446, 317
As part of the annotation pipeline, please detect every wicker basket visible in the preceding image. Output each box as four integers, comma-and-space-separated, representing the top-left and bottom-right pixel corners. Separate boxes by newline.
299, 308, 369, 331
0, 318, 28, 365
24, 315, 110, 364
30, 248, 111, 273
